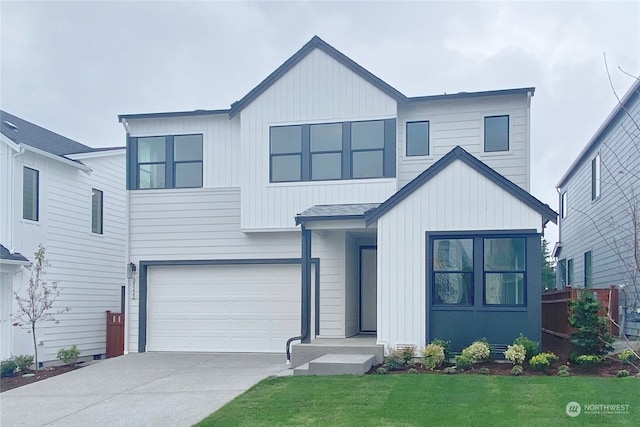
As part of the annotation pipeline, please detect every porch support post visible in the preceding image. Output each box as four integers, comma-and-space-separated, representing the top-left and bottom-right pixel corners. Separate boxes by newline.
301, 224, 312, 343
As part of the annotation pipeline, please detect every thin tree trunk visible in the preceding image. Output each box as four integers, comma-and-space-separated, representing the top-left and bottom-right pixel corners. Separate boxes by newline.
32, 322, 38, 372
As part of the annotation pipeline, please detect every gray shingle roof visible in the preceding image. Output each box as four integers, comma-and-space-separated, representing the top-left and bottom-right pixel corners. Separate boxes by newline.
296, 203, 380, 224
0, 244, 30, 263
1, 110, 95, 155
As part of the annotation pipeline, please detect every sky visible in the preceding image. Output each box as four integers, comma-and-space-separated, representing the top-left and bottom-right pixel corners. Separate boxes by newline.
1, 0, 639, 246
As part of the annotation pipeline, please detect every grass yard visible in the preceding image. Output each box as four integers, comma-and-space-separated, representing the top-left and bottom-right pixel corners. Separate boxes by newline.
196, 375, 638, 426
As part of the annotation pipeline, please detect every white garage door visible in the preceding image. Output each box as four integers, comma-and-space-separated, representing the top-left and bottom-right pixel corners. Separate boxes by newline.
147, 264, 301, 353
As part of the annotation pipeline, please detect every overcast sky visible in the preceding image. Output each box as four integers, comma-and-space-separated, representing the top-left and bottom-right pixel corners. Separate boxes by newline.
1, 1, 639, 245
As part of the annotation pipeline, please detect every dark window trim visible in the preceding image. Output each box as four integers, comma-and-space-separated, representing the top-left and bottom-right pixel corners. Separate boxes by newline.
482, 237, 527, 307
483, 115, 510, 153
406, 120, 430, 157
22, 166, 39, 221
91, 188, 103, 234
269, 119, 396, 183
128, 133, 203, 190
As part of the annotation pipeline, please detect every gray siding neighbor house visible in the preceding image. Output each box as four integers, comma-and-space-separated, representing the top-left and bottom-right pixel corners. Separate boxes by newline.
555, 79, 640, 338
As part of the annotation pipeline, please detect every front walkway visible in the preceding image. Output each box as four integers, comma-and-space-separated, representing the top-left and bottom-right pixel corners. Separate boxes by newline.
0, 352, 288, 426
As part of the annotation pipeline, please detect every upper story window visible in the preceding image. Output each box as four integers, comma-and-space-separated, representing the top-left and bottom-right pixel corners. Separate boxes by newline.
269, 119, 396, 183
584, 251, 592, 287
591, 153, 601, 200
406, 121, 430, 157
91, 188, 103, 234
23, 166, 39, 221
560, 191, 567, 219
484, 115, 509, 152
128, 134, 203, 190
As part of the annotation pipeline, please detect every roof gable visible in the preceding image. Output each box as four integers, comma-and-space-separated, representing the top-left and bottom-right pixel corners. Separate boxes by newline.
228, 36, 407, 118
365, 146, 557, 225
1, 110, 95, 156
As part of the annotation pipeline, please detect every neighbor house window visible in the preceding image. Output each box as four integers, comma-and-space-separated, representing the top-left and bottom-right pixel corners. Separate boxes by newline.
23, 167, 39, 221
484, 238, 526, 305
484, 115, 509, 152
269, 119, 396, 183
432, 238, 474, 305
567, 258, 574, 286
584, 251, 592, 288
130, 134, 203, 189
91, 188, 103, 234
591, 153, 601, 200
558, 259, 567, 287
560, 192, 567, 219
406, 121, 430, 156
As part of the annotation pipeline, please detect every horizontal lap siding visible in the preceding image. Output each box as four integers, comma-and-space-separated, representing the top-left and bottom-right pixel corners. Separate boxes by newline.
397, 95, 530, 191
558, 96, 640, 290
377, 159, 543, 350
241, 48, 398, 230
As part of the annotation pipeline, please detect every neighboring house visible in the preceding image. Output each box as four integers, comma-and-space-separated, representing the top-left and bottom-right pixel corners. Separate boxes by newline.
119, 36, 556, 356
555, 79, 640, 337
0, 111, 126, 363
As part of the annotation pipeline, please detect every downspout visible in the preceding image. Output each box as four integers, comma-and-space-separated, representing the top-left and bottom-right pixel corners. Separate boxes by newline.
10, 146, 26, 253
286, 223, 312, 364
121, 123, 131, 355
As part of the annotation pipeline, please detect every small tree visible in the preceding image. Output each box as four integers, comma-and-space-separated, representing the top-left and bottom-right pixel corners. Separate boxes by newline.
11, 245, 69, 370
569, 292, 614, 356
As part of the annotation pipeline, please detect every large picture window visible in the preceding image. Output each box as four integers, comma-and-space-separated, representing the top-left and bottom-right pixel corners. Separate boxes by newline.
23, 167, 39, 221
269, 119, 396, 182
129, 134, 203, 189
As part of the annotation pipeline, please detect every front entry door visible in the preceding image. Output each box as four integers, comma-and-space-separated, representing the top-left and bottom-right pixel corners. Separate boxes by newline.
360, 247, 377, 333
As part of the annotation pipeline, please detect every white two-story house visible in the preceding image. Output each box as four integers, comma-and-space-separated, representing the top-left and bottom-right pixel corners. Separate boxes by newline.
119, 36, 556, 359
0, 111, 126, 364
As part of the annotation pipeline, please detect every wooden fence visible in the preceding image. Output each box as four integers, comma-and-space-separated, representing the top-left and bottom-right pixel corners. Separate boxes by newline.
106, 310, 125, 358
541, 286, 619, 339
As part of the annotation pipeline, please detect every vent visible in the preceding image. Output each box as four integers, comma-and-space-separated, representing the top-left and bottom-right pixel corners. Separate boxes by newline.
2, 120, 18, 131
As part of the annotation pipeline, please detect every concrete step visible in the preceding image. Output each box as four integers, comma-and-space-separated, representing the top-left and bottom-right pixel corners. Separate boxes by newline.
308, 354, 374, 376
291, 340, 384, 368
293, 363, 310, 376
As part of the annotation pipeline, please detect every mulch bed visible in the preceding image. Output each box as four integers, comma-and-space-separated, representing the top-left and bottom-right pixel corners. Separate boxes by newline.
1, 365, 80, 392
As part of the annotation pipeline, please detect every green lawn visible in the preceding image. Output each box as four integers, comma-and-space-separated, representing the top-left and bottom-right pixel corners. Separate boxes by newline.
196, 375, 638, 426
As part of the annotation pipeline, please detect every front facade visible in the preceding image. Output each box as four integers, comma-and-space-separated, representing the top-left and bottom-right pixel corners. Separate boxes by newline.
120, 36, 555, 355
0, 111, 126, 363
555, 80, 640, 337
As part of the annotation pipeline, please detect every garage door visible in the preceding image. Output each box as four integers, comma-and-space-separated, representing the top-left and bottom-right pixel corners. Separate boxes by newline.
147, 264, 301, 353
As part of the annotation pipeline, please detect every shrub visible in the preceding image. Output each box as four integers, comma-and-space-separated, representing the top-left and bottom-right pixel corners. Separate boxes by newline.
479, 367, 490, 375
422, 344, 445, 370
504, 344, 526, 365
569, 292, 614, 356
384, 346, 415, 370
431, 338, 451, 360
461, 341, 490, 362
13, 355, 34, 372
529, 352, 557, 371
407, 368, 418, 374
57, 345, 80, 366
1, 359, 17, 378
617, 369, 630, 378
513, 333, 539, 360
557, 365, 571, 377
576, 354, 602, 370
618, 349, 637, 364
510, 365, 523, 376
376, 366, 388, 375
443, 366, 457, 374
455, 354, 473, 371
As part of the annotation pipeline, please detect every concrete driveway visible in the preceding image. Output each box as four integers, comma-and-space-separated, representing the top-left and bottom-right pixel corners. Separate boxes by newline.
1, 352, 290, 426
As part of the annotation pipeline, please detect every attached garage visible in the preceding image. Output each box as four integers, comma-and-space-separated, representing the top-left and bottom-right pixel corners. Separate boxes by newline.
145, 263, 302, 353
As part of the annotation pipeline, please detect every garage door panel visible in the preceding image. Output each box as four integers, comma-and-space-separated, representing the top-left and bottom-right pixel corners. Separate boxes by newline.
147, 264, 301, 353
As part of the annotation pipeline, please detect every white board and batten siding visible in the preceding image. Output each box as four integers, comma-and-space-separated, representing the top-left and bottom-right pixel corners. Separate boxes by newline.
397, 94, 531, 191
239, 48, 398, 230
128, 188, 348, 352
11, 150, 126, 362
376, 159, 544, 350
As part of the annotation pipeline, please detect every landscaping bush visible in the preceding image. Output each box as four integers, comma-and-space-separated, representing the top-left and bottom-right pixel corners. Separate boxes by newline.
431, 338, 451, 360
618, 349, 637, 364
513, 333, 539, 360
1, 359, 17, 378
13, 355, 34, 372
376, 367, 388, 375
443, 366, 456, 374
575, 354, 602, 370
407, 368, 418, 374
461, 341, 490, 362
504, 344, 526, 365
569, 292, 614, 356
617, 369, 630, 378
455, 354, 473, 371
510, 365, 523, 376
479, 367, 490, 375
557, 365, 571, 377
384, 346, 415, 370
529, 352, 557, 371
422, 344, 445, 370
57, 345, 80, 366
